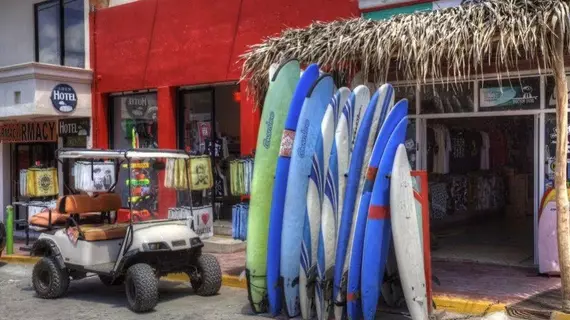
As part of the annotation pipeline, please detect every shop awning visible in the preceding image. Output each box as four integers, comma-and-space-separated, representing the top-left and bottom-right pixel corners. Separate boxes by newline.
240, 0, 570, 105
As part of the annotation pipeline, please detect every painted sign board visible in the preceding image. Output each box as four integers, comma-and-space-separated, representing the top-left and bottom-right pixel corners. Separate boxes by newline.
359, 0, 433, 10
0, 121, 57, 143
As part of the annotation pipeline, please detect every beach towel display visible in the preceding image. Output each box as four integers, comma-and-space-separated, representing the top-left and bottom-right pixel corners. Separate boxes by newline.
73, 161, 116, 192
164, 157, 213, 191
19, 169, 28, 197
26, 168, 58, 197
232, 203, 248, 241
167, 205, 213, 239
229, 158, 253, 196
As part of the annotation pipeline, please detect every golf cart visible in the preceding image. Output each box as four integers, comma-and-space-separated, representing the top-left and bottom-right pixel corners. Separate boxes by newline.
28, 148, 222, 312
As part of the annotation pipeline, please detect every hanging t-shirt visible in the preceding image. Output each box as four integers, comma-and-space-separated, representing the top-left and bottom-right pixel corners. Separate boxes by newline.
480, 131, 490, 170
466, 130, 482, 172
449, 129, 468, 174
427, 127, 435, 173
489, 129, 507, 168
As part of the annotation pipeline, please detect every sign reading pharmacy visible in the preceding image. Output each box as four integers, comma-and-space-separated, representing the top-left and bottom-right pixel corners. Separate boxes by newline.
0, 121, 57, 143
51, 84, 78, 113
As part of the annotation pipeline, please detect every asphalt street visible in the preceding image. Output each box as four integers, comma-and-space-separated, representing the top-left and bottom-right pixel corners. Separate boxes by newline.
0, 262, 495, 320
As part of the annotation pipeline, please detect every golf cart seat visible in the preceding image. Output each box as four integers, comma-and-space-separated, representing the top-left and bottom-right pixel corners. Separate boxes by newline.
72, 223, 128, 241
29, 193, 122, 229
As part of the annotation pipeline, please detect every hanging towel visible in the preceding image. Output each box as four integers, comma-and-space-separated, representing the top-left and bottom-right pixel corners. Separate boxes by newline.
188, 156, 213, 191
26, 168, 59, 197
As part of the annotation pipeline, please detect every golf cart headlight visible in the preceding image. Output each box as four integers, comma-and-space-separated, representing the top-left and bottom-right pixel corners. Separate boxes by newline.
190, 237, 202, 247
143, 241, 169, 251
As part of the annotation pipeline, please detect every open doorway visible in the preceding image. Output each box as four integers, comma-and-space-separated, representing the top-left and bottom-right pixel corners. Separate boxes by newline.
426, 115, 535, 268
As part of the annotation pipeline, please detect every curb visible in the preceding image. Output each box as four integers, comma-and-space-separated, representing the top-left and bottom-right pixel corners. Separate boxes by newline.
432, 295, 506, 315
0, 254, 506, 316
552, 311, 570, 320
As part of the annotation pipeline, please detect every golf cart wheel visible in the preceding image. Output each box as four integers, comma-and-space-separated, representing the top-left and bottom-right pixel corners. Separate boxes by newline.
125, 263, 158, 313
32, 257, 70, 299
189, 253, 222, 296
99, 275, 124, 286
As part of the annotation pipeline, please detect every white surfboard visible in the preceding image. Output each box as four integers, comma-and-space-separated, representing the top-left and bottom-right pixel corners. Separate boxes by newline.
539, 200, 560, 275
390, 144, 428, 320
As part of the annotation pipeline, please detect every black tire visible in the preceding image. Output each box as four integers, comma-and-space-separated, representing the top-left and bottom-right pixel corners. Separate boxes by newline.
99, 275, 124, 286
125, 263, 158, 313
32, 257, 70, 299
189, 253, 222, 296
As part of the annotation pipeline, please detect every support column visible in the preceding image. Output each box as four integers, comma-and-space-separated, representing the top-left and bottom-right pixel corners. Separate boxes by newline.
157, 86, 177, 218
92, 92, 109, 149
240, 81, 260, 156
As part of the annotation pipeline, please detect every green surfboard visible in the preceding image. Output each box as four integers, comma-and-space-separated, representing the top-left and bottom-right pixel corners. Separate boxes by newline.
246, 59, 300, 313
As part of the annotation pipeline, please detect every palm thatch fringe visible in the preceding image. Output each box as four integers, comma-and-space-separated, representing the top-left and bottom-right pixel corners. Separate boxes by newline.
240, 0, 570, 105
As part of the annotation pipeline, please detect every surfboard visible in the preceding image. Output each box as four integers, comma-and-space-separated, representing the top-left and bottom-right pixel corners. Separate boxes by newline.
361, 116, 409, 320
313, 85, 368, 320
346, 98, 407, 319
539, 200, 559, 275
334, 84, 394, 317
246, 59, 300, 314
266, 63, 320, 316
300, 87, 350, 320
281, 74, 335, 318
390, 144, 429, 320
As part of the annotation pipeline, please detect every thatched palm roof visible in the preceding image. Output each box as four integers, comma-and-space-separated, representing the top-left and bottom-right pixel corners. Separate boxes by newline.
240, 0, 570, 104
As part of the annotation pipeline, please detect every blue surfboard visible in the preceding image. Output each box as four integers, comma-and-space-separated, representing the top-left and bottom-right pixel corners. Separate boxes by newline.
346, 100, 408, 319
333, 85, 394, 314
266, 64, 320, 316
361, 115, 409, 320
281, 74, 335, 318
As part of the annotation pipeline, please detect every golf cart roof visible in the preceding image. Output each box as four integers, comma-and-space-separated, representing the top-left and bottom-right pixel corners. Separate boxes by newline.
56, 148, 190, 160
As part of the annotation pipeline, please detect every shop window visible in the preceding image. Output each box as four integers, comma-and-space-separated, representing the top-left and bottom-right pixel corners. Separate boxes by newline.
479, 77, 540, 111
420, 82, 474, 114
394, 86, 417, 114
545, 76, 570, 109
35, 0, 85, 68
544, 113, 570, 190
110, 92, 159, 210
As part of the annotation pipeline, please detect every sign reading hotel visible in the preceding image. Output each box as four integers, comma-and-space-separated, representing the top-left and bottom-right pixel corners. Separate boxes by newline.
0, 121, 57, 143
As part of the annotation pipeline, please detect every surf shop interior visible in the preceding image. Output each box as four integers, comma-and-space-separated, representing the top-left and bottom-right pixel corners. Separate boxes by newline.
398, 74, 562, 272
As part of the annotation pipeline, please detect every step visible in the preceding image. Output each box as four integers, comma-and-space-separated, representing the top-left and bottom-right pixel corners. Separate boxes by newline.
202, 236, 246, 254
213, 220, 233, 237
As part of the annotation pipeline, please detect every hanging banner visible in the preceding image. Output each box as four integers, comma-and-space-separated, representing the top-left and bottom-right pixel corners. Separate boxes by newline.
0, 121, 58, 143
479, 78, 541, 109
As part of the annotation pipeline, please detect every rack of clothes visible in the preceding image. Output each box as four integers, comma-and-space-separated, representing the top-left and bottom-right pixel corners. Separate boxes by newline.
229, 157, 254, 196
427, 125, 495, 175
231, 202, 248, 241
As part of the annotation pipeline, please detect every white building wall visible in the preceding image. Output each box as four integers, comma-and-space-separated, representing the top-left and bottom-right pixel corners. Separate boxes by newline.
0, 0, 38, 68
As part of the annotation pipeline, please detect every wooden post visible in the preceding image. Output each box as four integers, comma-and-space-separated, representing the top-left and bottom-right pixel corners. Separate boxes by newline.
553, 25, 570, 312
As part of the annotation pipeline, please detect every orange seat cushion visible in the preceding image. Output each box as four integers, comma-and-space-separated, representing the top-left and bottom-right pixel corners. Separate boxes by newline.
72, 223, 128, 241
29, 209, 104, 228
58, 193, 122, 214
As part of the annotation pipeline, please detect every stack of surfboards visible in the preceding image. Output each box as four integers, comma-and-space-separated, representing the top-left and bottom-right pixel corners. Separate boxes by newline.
246, 59, 428, 320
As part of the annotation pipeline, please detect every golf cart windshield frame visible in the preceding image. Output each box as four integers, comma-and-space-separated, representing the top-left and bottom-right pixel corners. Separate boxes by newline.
55, 148, 194, 225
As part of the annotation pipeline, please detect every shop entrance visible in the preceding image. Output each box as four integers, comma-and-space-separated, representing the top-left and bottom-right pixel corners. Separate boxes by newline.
178, 84, 244, 226
424, 115, 535, 267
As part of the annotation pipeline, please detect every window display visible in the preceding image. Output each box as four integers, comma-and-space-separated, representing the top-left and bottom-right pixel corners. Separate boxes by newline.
111, 92, 159, 210
421, 82, 474, 114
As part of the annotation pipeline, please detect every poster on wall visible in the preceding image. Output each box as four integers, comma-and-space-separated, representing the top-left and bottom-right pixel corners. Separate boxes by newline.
544, 114, 570, 189
479, 78, 541, 110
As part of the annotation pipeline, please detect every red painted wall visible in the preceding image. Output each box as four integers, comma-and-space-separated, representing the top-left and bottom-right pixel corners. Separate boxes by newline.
92, 0, 359, 153
93, 0, 359, 92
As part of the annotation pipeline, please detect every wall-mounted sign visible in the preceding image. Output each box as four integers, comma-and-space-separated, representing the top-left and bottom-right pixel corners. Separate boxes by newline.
51, 84, 78, 113
359, 0, 432, 10
58, 118, 90, 137
0, 121, 57, 143
479, 78, 541, 110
